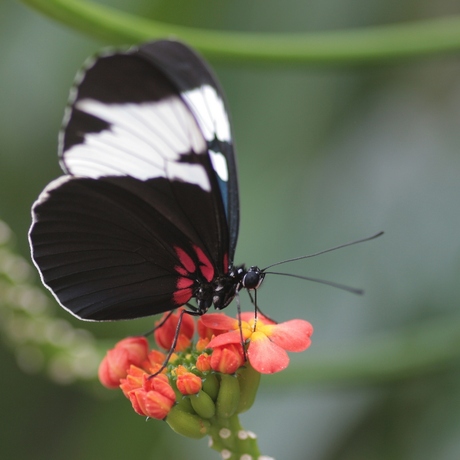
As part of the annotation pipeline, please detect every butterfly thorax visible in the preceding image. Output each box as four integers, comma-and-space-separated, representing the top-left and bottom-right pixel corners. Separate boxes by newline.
195, 265, 265, 314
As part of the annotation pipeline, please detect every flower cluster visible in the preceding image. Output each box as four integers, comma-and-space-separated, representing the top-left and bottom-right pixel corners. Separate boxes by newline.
98, 308, 313, 446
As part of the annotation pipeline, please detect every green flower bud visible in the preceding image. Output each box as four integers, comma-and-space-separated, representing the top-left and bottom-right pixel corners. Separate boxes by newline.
202, 373, 219, 401
216, 373, 240, 418
190, 390, 216, 419
236, 364, 261, 414
166, 405, 210, 439
174, 396, 195, 414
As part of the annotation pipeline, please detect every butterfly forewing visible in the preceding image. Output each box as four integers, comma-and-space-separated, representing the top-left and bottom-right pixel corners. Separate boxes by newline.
30, 40, 238, 321
136, 41, 240, 258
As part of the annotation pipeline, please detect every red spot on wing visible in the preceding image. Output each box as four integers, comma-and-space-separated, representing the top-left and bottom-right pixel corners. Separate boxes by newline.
193, 245, 215, 282
174, 247, 196, 273
173, 245, 216, 286
175, 266, 188, 277
173, 288, 193, 306
177, 277, 194, 289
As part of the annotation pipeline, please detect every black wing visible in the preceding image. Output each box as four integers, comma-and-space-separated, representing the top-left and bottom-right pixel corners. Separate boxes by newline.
29, 40, 238, 321
137, 41, 239, 257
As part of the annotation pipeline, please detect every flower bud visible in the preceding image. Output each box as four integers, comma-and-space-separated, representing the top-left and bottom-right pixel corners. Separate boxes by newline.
98, 337, 149, 388
176, 371, 202, 395
210, 343, 245, 374
120, 369, 176, 420
236, 364, 261, 414
166, 405, 210, 439
119, 365, 146, 397
190, 390, 216, 419
144, 349, 166, 367
128, 386, 175, 420
196, 337, 210, 352
154, 309, 194, 351
116, 337, 150, 364
196, 353, 212, 372
174, 396, 195, 414
202, 373, 219, 401
216, 374, 240, 418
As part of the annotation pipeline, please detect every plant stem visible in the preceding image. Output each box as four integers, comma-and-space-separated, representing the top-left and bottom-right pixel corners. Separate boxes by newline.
208, 413, 262, 459
20, 0, 460, 65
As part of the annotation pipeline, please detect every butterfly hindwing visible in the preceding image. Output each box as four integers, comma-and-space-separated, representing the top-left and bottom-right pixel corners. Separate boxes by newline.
29, 40, 238, 321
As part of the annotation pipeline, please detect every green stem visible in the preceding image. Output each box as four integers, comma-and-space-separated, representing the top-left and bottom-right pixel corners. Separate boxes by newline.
271, 312, 460, 387
208, 414, 262, 459
19, 0, 460, 65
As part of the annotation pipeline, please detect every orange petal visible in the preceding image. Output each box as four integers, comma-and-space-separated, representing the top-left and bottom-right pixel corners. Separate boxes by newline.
200, 313, 238, 331
247, 335, 289, 374
269, 319, 313, 352
207, 330, 241, 348
240, 312, 276, 325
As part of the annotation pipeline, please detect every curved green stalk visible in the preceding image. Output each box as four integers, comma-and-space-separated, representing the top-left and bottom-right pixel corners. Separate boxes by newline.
19, 0, 460, 65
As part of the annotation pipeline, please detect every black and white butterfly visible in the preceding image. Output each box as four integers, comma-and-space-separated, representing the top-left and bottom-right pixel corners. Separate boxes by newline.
29, 40, 265, 321
29, 40, 381, 323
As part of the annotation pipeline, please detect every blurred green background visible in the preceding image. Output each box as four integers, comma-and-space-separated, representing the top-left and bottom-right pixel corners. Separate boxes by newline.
2, 0, 460, 459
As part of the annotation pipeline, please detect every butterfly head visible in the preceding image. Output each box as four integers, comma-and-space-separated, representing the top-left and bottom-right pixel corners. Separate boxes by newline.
241, 266, 265, 290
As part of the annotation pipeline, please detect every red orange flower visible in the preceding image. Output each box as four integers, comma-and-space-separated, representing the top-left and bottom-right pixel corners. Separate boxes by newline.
210, 342, 245, 374
175, 365, 203, 395
197, 315, 226, 340
196, 353, 212, 372
202, 312, 313, 374
120, 365, 176, 419
98, 336, 149, 388
98, 307, 314, 428
154, 308, 195, 352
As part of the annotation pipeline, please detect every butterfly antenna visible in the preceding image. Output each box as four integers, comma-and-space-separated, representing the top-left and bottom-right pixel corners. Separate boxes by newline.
143, 310, 175, 337
262, 231, 384, 271
263, 271, 364, 295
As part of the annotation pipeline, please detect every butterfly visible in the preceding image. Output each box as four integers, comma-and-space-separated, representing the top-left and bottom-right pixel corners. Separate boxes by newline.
29, 40, 382, 324
28, 39, 267, 322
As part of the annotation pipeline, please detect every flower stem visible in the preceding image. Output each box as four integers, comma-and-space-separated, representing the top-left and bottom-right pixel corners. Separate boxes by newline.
20, 0, 460, 65
208, 413, 262, 459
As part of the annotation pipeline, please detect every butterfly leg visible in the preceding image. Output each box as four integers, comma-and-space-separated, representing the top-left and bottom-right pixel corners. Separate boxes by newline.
246, 290, 278, 325
142, 310, 176, 337
149, 307, 202, 378
234, 291, 248, 362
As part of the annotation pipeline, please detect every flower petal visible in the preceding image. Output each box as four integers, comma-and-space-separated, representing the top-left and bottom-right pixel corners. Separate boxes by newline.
199, 313, 238, 331
154, 308, 195, 350
240, 312, 276, 325
269, 319, 313, 352
207, 330, 242, 348
248, 334, 289, 374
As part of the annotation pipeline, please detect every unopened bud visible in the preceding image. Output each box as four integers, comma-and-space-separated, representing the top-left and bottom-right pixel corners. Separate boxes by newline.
236, 364, 261, 414
190, 390, 216, 419
166, 405, 211, 439
216, 374, 240, 418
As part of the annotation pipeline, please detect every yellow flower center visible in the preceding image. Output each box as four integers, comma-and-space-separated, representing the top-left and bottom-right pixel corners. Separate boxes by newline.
238, 318, 274, 341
